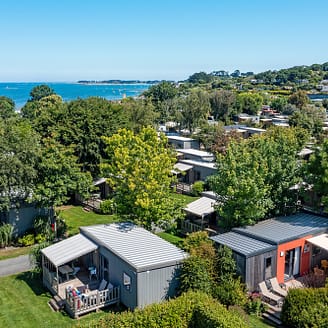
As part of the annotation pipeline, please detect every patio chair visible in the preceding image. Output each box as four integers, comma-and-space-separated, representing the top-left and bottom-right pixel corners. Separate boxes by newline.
98, 279, 108, 291
259, 281, 284, 307
269, 277, 288, 297
321, 260, 328, 273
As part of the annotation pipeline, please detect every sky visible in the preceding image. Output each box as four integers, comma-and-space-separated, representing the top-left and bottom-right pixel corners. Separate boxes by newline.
0, 0, 327, 82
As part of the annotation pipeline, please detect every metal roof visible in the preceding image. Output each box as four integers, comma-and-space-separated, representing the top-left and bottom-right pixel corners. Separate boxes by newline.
233, 212, 328, 245
210, 232, 275, 258
172, 162, 193, 175
307, 233, 328, 251
176, 148, 214, 158
180, 159, 216, 169
167, 136, 195, 142
41, 234, 98, 267
184, 196, 217, 217
81, 223, 188, 272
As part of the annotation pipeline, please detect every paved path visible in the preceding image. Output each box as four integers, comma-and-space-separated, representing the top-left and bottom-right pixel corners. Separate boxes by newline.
0, 255, 34, 277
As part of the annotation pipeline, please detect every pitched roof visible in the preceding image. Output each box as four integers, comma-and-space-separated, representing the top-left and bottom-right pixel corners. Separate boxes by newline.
210, 232, 275, 258
41, 234, 98, 267
184, 196, 217, 217
233, 212, 328, 245
81, 223, 188, 272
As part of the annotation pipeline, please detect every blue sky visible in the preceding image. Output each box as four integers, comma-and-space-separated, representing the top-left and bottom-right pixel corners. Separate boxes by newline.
0, 0, 327, 81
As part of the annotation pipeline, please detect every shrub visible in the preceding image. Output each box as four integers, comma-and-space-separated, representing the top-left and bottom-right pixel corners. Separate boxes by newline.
99, 199, 114, 214
35, 233, 47, 244
281, 287, 328, 327
191, 181, 204, 196
30, 240, 52, 270
0, 223, 14, 247
18, 233, 35, 246
74, 291, 249, 328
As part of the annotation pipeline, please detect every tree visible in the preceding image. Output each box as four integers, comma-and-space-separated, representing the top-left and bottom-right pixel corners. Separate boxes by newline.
187, 72, 213, 84
0, 96, 16, 119
0, 118, 40, 211
270, 96, 288, 112
29, 84, 55, 102
208, 127, 306, 228
145, 81, 177, 103
101, 127, 181, 230
306, 140, 328, 210
235, 92, 263, 115
209, 90, 236, 122
288, 90, 309, 109
32, 139, 92, 208
180, 90, 210, 134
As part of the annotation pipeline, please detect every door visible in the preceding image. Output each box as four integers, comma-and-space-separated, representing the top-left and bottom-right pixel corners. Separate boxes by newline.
284, 247, 301, 279
264, 257, 273, 280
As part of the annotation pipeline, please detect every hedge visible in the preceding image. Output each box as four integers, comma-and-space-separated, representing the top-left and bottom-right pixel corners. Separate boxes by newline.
281, 286, 328, 328
75, 291, 249, 328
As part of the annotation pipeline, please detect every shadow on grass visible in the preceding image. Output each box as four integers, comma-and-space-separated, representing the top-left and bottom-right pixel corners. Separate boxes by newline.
15, 271, 48, 296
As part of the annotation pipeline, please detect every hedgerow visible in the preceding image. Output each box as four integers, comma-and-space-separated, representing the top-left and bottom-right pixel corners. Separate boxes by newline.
75, 291, 248, 328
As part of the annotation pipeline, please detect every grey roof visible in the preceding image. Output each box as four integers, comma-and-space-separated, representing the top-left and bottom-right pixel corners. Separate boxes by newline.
167, 136, 195, 142
233, 212, 328, 245
184, 196, 217, 217
172, 162, 193, 174
210, 232, 275, 258
176, 148, 214, 158
201, 191, 218, 200
41, 234, 98, 267
81, 223, 188, 272
180, 159, 216, 170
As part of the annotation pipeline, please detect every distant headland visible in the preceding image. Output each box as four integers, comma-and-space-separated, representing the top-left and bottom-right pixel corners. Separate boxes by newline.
77, 80, 165, 85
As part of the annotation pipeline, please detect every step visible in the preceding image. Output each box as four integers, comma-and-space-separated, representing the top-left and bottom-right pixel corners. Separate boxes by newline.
263, 312, 282, 326
48, 298, 60, 312
267, 308, 281, 319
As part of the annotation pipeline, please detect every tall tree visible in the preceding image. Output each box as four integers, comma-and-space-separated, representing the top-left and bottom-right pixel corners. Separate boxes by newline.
0, 96, 16, 119
101, 127, 181, 230
288, 90, 309, 109
0, 118, 40, 211
29, 84, 55, 102
235, 92, 263, 115
208, 127, 306, 228
209, 90, 236, 123
180, 90, 210, 134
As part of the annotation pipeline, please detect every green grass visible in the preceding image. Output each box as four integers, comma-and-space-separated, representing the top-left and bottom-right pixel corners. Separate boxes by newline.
169, 193, 199, 207
157, 232, 184, 247
58, 206, 119, 236
248, 315, 275, 328
0, 272, 117, 328
0, 246, 32, 261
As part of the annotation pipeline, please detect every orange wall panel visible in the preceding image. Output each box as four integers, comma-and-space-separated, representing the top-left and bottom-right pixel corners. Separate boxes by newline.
276, 235, 312, 284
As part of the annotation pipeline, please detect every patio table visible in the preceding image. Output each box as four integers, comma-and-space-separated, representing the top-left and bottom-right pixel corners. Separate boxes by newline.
59, 264, 74, 281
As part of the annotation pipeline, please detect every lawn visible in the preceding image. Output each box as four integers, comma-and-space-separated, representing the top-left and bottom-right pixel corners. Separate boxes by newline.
58, 206, 119, 236
248, 315, 275, 328
157, 232, 184, 247
170, 192, 199, 207
0, 272, 115, 328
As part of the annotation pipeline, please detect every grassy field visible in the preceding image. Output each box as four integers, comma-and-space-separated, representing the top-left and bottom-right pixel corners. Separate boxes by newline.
248, 315, 275, 327
170, 192, 199, 207
58, 206, 119, 236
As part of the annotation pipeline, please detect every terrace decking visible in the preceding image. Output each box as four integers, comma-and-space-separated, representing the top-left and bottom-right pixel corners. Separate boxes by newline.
44, 267, 119, 318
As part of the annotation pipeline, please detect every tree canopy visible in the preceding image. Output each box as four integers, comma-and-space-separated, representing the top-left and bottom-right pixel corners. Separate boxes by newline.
101, 127, 181, 230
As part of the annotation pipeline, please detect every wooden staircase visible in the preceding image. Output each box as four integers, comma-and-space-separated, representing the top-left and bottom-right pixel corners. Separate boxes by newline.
48, 295, 65, 312
262, 302, 283, 326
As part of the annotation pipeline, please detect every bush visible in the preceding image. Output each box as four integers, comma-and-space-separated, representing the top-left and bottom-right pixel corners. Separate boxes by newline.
191, 181, 204, 196
281, 287, 328, 327
245, 292, 266, 316
0, 223, 14, 247
35, 233, 47, 244
18, 233, 35, 246
74, 291, 249, 328
99, 199, 114, 214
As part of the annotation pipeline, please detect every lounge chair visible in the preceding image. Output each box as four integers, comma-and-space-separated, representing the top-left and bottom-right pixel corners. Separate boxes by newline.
98, 279, 108, 291
259, 281, 284, 307
269, 277, 288, 297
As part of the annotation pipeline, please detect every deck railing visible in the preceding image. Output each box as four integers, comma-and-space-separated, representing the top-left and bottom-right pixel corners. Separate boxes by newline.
65, 286, 120, 317
181, 220, 204, 234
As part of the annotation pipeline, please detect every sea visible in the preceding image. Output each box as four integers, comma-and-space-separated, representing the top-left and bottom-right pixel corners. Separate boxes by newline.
0, 82, 151, 109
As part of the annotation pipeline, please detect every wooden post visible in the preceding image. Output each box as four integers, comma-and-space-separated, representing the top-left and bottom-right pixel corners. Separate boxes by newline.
56, 266, 59, 293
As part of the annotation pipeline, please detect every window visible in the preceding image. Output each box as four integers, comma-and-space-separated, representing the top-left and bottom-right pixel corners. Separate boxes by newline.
123, 272, 131, 291
264, 257, 272, 280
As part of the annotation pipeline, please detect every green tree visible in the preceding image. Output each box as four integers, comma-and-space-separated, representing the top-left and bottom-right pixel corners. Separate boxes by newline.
209, 90, 236, 122
270, 96, 288, 112
145, 81, 177, 103
29, 84, 55, 102
235, 92, 263, 115
180, 90, 210, 134
188, 72, 213, 84
208, 127, 305, 228
33, 139, 92, 208
101, 127, 181, 230
0, 96, 16, 119
288, 90, 309, 109
0, 118, 40, 211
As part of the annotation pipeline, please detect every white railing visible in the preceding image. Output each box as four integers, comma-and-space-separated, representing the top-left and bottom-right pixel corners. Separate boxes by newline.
65, 286, 120, 316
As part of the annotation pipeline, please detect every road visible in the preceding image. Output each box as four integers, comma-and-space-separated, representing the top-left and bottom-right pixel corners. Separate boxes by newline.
0, 255, 34, 277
